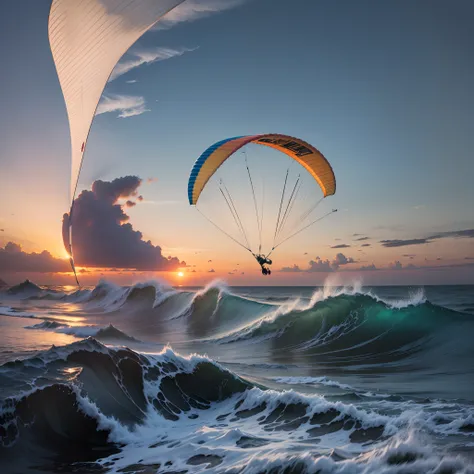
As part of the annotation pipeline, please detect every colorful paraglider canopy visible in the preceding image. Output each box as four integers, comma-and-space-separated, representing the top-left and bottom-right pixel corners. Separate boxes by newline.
188, 134, 336, 206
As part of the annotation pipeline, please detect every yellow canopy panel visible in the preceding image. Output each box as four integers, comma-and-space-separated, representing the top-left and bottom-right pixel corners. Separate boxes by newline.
188, 134, 336, 205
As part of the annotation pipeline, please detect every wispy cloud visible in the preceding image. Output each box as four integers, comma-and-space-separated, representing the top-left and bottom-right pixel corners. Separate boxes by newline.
96, 95, 149, 118
380, 238, 429, 248
126, 79, 138, 84
380, 228, 474, 248
110, 47, 197, 81
430, 229, 474, 239
155, 0, 246, 29
331, 244, 351, 249
385, 260, 474, 272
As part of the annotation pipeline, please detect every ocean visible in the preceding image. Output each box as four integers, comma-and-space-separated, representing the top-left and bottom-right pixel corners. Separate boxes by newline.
0, 280, 473, 473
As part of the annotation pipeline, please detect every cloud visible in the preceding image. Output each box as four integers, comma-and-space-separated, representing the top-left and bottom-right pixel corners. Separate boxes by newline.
282, 253, 354, 273
126, 80, 137, 84
155, 0, 246, 29
389, 261, 420, 270
110, 47, 197, 81
358, 264, 378, 271
361, 243, 371, 247
0, 242, 69, 273
96, 94, 149, 118
380, 229, 474, 248
355, 236, 370, 241
333, 253, 354, 266
307, 257, 333, 272
380, 238, 429, 248
281, 264, 303, 273
465, 257, 474, 260
331, 244, 351, 249
0, 229, 4, 232
125, 200, 136, 208
67, 176, 184, 271
208, 269, 215, 273
429, 229, 474, 239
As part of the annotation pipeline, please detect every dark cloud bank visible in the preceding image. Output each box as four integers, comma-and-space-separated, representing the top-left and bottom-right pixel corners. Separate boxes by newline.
67, 176, 184, 270
0, 242, 69, 273
1, 177, 183, 274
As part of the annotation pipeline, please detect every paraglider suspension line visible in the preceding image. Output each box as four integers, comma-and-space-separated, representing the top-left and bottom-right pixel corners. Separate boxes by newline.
218, 180, 251, 250
244, 152, 262, 253
196, 207, 252, 254
295, 197, 324, 228
273, 208, 338, 251
260, 177, 265, 254
276, 174, 301, 242
273, 168, 289, 247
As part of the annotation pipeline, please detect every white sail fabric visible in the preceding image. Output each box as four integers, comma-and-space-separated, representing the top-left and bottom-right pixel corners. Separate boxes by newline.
48, 0, 185, 202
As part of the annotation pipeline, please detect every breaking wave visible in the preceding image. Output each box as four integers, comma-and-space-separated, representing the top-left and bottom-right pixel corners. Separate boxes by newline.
25, 322, 139, 342
0, 339, 472, 473
213, 290, 472, 363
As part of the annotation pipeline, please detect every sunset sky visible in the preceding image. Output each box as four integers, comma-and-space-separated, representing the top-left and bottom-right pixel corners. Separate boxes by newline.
1, 0, 473, 286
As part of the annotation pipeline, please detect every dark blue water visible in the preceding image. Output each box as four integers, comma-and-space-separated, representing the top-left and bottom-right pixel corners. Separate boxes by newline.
0, 281, 473, 473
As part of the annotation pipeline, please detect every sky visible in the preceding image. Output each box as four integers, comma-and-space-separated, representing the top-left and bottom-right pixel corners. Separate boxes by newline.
1, 0, 474, 286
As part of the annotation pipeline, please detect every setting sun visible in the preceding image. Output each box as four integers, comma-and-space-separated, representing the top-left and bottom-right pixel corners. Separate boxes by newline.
177, 271, 184, 278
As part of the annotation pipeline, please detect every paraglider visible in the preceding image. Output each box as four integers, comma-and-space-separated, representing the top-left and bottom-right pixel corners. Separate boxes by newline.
188, 134, 337, 275
48, 0, 186, 285
256, 254, 272, 275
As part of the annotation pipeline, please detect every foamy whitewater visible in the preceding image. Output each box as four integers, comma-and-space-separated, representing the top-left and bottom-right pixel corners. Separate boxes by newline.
1, 281, 474, 473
